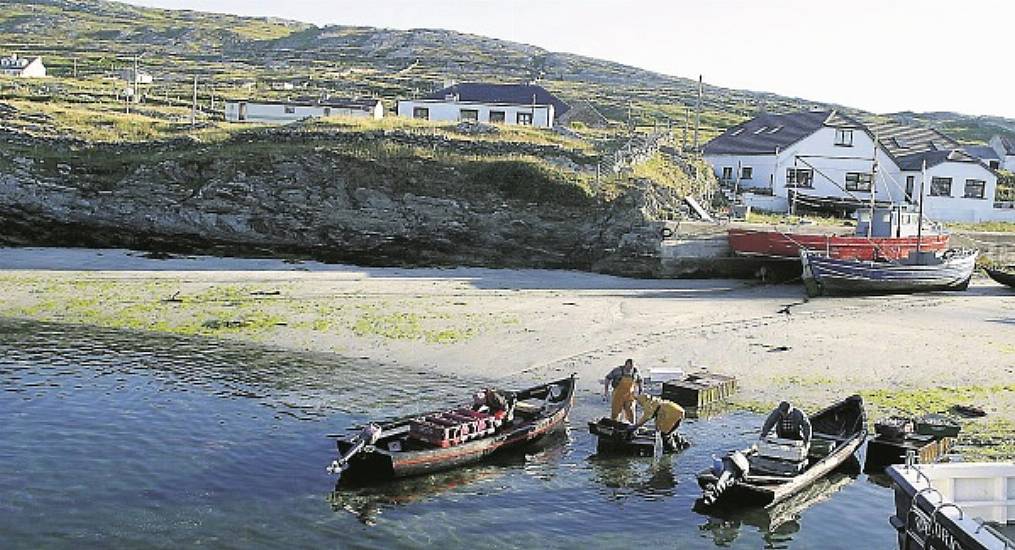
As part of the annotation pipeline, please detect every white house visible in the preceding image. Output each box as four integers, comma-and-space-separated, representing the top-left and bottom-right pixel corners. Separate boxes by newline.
225, 97, 384, 124
988, 135, 1015, 171
120, 68, 153, 85
0, 54, 46, 78
704, 110, 1009, 222
396, 83, 569, 129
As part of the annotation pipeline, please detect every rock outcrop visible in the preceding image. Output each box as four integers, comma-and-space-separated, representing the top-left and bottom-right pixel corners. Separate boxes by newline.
0, 133, 680, 276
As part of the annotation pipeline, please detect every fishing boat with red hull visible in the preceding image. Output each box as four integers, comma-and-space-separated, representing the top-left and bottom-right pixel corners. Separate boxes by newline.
730, 205, 948, 261
328, 376, 576, 483
728, 228, 949, 262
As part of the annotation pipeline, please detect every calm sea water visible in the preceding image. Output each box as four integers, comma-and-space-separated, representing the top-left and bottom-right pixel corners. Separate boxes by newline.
0, 319, 898, 549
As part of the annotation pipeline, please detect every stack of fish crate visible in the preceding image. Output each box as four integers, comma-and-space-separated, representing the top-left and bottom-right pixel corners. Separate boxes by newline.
749, 437, 808, 476
661, 372, 738, 409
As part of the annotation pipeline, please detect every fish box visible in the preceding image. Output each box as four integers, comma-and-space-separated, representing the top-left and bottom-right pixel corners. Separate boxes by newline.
757, 437, 808, 461
864, 434, 955, 473
914, 413, 961, 439
660, 372, 737, 408
748, 455, 806, 476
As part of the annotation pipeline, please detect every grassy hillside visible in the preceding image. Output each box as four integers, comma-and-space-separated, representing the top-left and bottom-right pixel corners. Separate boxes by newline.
2, 0, 1013, 146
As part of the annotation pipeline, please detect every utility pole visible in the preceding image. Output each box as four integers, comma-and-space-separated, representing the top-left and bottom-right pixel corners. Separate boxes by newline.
191, 74, 198, 127
72, 58, 77, 79
693, 74, 702, 152
682, 106, 689, 151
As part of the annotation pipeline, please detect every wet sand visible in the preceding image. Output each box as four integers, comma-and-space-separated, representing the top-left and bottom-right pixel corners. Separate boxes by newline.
2, 247, 1014, 426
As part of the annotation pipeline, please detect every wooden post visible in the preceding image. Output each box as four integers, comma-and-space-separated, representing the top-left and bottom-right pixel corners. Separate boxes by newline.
191, 74, 198, 127
693, 74, 702, 152
917, 159, 927, 253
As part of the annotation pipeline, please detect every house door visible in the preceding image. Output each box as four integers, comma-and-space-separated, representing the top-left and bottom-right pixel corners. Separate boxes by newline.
238, 102, 248, 121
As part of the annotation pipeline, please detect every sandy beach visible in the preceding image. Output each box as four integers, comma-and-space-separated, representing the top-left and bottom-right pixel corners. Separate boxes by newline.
2, 246, 1013, 455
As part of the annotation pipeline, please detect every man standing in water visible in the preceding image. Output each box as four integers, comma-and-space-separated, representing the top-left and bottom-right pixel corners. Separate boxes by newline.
603, 359, 642, 423
760, 401, 813, 446
633, 394, 686, 451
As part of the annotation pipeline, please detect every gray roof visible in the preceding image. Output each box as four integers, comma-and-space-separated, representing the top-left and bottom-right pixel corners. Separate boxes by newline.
964, 145, 1000, 161
702, 110, 864, 155
422, 83, 569, 116
865, 120, 959, 160
995, 135, 1015, 155
229, 97, 381, 110
896, 149, 985, 171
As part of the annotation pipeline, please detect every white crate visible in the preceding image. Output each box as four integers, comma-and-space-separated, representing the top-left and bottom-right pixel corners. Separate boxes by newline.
756, 437, 807, 462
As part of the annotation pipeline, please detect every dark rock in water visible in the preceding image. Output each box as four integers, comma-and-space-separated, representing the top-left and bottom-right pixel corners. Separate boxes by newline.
951, 404, 987, 418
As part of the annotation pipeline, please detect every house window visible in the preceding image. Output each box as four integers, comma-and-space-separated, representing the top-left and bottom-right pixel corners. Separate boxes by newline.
786, 168, 814, 188
323, 107, 331, 117
413, 107, 430, 120
845, 172, 873, 192
905, 175, 915, 201
741, 166, 753, 180
459, 109, 479, 122
989, 160, 1000, 170
721, 167, 734, 182
930, 177, 952, 197
284, 105, 296, 114
517, 112, 534, 126
489, 110, 506, 123
835, 129, 853, 146
964, 179, 986, 199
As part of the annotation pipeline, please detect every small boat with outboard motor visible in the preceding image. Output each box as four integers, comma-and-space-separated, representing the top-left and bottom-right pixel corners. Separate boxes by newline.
696, 395, 867, 509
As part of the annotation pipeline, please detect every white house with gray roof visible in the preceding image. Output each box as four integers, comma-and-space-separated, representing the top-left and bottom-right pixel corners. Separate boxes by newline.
396, 83, 569, 129
0, 54, 46, 78
224, 97, 383, 124
988, 135, 1015, 171
704, 110, 1010, 222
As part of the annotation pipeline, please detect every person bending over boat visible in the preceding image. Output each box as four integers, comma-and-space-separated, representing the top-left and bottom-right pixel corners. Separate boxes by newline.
633, 394, 686, 451
760, 401, 812, 446
473, 388, 515, 422
603, 359, 643, 423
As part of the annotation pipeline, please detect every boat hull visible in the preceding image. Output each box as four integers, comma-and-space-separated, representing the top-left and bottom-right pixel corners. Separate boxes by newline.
801, 250, 978, 297
985, 267, 1015, 288
336, 377, 575, 482
728, 228, 949, 261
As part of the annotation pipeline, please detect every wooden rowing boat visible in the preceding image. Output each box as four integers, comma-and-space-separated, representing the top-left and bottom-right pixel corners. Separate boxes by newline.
801, 249, 978, 297
696, 394, 867, 509
985, 266, 1015, 289
329, 375, 576, 482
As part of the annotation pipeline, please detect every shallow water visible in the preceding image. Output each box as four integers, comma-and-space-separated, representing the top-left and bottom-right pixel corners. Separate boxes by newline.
1, 319, 898, 549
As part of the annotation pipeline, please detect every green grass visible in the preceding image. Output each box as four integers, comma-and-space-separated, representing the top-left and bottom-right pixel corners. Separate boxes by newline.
948, 221, 1015, 233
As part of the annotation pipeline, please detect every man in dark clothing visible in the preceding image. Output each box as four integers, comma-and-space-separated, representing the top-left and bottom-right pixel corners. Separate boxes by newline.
760, 401, 812, 445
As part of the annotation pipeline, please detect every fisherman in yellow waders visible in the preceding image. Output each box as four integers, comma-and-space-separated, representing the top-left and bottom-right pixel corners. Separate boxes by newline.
633, 394, 686, 452
603, 359, 642, 423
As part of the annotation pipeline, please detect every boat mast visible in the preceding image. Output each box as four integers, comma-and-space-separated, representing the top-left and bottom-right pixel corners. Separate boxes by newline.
868, 132, 879, 239
916, 159, 927, 253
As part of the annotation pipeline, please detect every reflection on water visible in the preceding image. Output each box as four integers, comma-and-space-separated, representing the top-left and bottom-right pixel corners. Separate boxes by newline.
1, 318, 899, 549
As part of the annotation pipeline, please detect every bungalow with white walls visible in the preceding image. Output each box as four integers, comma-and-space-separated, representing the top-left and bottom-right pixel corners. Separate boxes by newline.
987, 135, 1015, 171
703, 110, 882, 213
396, 83, 568, 129
704, 110, 1010, 222
224, 97, 383, 124
0, 54, 46, 78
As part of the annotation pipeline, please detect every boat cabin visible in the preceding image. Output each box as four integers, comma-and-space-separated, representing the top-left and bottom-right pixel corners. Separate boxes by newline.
855, 206, 929, 238
887, 462, 1015, 548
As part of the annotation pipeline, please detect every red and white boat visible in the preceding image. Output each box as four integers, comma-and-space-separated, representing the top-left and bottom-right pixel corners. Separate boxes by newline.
729, 207, 949, 261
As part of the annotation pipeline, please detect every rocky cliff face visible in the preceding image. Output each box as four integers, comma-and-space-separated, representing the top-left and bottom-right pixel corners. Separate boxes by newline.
0, 134, 677, 276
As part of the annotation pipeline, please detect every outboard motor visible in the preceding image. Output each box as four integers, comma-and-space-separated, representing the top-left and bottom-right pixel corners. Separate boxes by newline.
702, 451, 750, 506
327, 424, 382, 475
